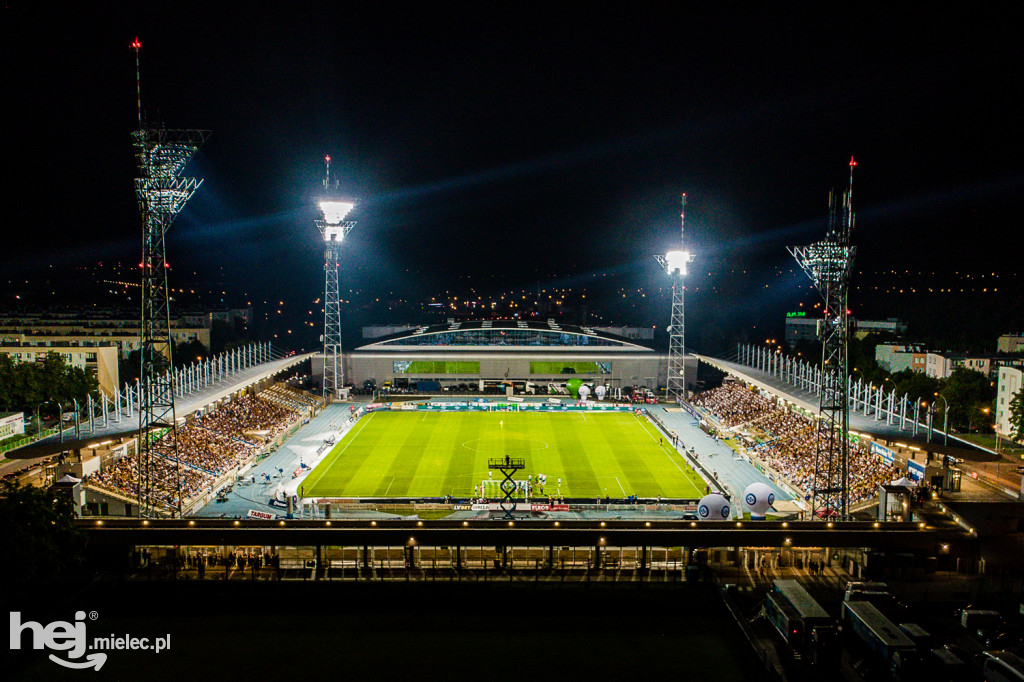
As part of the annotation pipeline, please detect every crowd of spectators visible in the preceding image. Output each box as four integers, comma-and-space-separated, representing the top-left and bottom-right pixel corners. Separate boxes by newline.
690, 382, 896, 505
86, 393, 301, 510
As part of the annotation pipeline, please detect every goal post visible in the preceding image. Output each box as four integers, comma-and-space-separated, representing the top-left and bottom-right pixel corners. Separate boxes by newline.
480, 478, 528, 498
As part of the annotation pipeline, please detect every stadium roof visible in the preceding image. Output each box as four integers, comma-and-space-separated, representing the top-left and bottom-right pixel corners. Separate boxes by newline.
354, 319, 654, 353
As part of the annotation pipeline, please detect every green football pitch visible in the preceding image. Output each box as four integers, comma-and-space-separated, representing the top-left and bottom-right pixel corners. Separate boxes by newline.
301, 411, 707, 499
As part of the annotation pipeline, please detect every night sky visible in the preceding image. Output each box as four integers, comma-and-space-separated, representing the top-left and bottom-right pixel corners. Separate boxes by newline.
5, 5, 1023, 352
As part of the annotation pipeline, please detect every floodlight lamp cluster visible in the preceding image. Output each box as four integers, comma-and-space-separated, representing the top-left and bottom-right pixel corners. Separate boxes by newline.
319, 200, 354, 226
664, 250, 694, 276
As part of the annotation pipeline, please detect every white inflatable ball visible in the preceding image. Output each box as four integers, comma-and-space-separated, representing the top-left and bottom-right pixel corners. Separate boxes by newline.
697, 493, 731, 520
743, 482, 776, 519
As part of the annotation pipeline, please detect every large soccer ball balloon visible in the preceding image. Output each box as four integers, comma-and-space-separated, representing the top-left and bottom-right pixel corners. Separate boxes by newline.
594, 384, 607, 401
697, 493, 731, 520
565, 378, 583, 398
743, 482, 776, 520
578, 384, 591, 401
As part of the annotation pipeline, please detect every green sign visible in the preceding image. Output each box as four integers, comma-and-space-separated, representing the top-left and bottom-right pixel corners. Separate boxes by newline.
786, 311, 806, 318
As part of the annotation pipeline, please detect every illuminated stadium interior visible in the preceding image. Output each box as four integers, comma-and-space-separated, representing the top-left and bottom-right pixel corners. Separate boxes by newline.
357, 319, 650, 351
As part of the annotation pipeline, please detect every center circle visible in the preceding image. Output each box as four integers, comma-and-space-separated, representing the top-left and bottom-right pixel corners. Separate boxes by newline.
462, 437, 549, 453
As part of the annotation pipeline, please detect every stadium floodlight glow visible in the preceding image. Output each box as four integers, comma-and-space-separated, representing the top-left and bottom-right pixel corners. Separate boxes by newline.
319, 200, 355, 227
654, 194, 694, 404
314, 156, 359, 402
663, 250, 694, 276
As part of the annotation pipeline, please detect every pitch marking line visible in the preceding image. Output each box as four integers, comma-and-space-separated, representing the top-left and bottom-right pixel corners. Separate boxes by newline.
634, 414, 693, 481
461, 438, 549, 452
614, 476, 627, 496
303, 412, 377, 492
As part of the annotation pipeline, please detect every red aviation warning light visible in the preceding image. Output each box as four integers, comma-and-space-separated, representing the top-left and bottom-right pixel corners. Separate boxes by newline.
849, 156, 857, 167
131, 37, 141, 50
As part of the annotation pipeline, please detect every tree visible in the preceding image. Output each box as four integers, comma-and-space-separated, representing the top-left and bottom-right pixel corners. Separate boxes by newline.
890, 369, 941, 406
0, 353, 98, 415
940, 367, 996, 430
119, 349, 142, 388
1010, 388, 1024, 444
175, 340, 209, 366
0, 480, 85, 585
0, 354, 15, 411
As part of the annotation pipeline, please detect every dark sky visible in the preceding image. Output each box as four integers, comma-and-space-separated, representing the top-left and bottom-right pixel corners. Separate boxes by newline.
5, 5, 1023, 349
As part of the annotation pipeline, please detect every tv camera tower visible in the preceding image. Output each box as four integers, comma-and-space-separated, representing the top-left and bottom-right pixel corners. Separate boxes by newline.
131, 38, 209, 517
314, 156, 357, 401
655, 194, 695, 404
788, 158, 858, 520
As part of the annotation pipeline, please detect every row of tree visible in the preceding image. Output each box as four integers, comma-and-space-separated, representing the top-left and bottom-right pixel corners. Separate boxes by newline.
0, 353, 99, 418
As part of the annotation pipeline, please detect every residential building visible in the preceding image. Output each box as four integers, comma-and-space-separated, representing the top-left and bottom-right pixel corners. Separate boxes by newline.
786, 315, 905, 345
995, 365, 1023, 439
0, 412, 25, 440
0, 344, 119, 397
0, 314, 210, 358
997, 334, 1024, 354
875, 343, 927, 373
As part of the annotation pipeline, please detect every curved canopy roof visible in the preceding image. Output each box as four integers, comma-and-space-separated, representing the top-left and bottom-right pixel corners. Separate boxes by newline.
354, 319, 654, 352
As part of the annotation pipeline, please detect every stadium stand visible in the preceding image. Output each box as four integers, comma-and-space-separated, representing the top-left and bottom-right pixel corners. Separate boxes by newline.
85, 392, 306, 510
690, 382, 897, 505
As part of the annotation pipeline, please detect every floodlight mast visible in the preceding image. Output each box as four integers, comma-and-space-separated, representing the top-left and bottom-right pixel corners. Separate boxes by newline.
787, 158, 858, 520
131, 38, 209, 518
314, 155, 357, 402
655, 194, 695, 404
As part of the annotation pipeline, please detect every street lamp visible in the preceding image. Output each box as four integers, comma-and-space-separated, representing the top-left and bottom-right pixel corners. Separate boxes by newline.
35, 400, 64, 445
933, 393, 949, 446
971, 407, 990, 440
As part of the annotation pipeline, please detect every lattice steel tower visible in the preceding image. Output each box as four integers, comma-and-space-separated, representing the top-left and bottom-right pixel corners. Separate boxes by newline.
314, 156, 357, 401
131, 38, 209, 517
655, 194, 695, 403
788, 159, 857, 519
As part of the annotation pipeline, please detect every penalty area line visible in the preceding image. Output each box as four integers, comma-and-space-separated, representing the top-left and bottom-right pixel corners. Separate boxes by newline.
303, 412, 376, 493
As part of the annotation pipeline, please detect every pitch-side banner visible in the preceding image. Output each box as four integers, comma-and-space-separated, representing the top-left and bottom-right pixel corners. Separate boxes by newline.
464, 503, 570, 512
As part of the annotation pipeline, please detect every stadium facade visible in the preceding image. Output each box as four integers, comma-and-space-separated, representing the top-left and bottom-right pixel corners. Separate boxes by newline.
313, 319, 697, 394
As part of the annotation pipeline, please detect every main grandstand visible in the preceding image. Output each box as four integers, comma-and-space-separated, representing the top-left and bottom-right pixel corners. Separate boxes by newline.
323, 318, 697, 395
